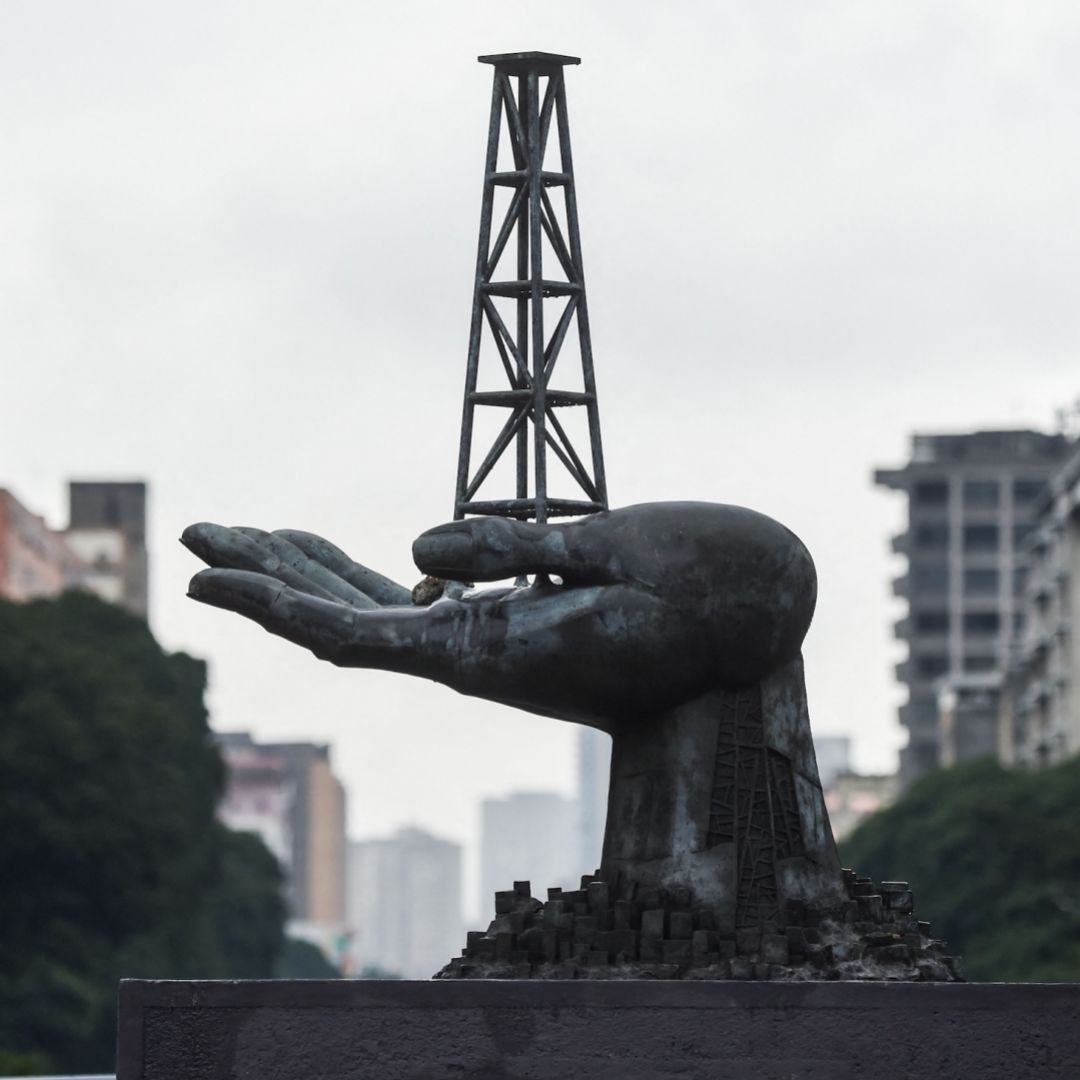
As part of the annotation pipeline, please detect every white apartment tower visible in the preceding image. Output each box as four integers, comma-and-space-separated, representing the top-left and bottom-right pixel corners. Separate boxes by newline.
347, 828, 463, 979
479, 792, 577, 918
875, 430, 1072, 785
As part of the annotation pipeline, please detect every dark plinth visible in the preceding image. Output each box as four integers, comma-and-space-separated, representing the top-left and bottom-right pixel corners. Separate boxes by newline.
118, 979, 1080, 1080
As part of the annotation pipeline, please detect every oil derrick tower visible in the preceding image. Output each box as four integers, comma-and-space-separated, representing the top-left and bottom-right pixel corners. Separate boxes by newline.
454, 52, 608, 525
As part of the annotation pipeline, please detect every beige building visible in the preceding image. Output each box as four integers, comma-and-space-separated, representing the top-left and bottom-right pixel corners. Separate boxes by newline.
216, 732, 347, 925
1004, 445, 1080, 767
307, 749, 348, 924
824, 772, 900, 843
217, 739, 294, 869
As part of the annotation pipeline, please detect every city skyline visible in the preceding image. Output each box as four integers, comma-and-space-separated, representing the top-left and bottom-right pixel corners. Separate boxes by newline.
4, 2, 1079, 886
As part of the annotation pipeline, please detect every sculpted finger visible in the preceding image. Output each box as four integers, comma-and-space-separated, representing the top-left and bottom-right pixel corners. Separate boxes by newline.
412, 515, 621, 585
187, 569, 367, 663
233, 527, 378, 610
188, 568, 459, 674
273, 530, 412, 606
181, 523, 341, 603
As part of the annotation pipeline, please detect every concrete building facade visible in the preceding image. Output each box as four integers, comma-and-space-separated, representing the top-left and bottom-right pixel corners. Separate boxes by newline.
217, 737, 294, 869
937, 673, 1003, 767
67, 480, 148, 617
875, 430, 1072, 784
1005, 444, 1080, 767
347, 828, 463, 979
216, 733, 347, 925
479, 791, 578, 918
0, 488, 82, 601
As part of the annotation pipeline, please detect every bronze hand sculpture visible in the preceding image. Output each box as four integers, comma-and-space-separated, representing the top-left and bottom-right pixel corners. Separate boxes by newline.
184, 501, 843, 925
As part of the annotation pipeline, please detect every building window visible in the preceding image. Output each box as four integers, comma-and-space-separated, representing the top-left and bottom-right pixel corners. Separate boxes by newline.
915, 654, 948, 678
911, 564, 949, 594
963, 611, 1000, 636
1013, 566, 1027, 594
914, 522, 949, 549
963, 568, 999, 595
962, 480, 1000, 509
964, 655, 998, 672
1013, 523, 1035, 548
913, 480, 948, 507
963, 524, 999, 552
1013, 478, 1045, 504
914, 611, 949, 633
104, 494, 122, 526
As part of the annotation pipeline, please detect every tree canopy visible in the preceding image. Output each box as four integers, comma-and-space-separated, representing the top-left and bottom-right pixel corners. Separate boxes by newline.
0, 593, 286, 1072
841, 754, 1080, 982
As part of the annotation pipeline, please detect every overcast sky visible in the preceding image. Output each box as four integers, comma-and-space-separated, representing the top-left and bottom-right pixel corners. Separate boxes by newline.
4, 2, 1079, 917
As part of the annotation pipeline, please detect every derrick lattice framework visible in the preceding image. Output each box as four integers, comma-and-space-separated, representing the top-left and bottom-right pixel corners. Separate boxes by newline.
454, 52, 608, 524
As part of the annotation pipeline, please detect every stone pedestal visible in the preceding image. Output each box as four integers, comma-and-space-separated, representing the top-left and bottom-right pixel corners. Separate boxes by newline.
118, 979, 1080, 1079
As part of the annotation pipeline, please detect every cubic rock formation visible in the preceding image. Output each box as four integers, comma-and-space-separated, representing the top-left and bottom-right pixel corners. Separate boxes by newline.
437, 870, 963, 982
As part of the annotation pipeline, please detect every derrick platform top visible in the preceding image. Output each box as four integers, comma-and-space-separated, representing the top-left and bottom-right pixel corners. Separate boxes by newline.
478, 51, 581, 73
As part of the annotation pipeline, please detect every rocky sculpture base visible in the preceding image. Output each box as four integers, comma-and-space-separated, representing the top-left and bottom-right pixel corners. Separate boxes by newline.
436, 867, 963, 982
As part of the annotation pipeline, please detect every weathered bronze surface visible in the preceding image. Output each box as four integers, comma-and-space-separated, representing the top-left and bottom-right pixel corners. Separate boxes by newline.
184, 505, 822, 900
183, 503, 960, 980
183, 502, 815, 732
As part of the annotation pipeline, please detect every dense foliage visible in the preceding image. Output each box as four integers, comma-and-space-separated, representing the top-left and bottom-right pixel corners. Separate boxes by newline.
841, 755, 1080, 982
275, 938, 343, 979
0, 593, 286, 1072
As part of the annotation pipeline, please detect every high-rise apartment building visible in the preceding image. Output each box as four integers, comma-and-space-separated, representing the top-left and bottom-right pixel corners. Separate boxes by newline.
216, 733, 347, 925
347, 828, 463, 979
1005, 442, 1080, 767
217, 736, 295, 869
875, 430, 1072, 784
936, 672, 1003, 767
66, 481, 148, 617
479, 792, 578, 918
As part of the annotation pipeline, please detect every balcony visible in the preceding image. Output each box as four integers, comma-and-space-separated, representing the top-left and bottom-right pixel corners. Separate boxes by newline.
1021, 633, 1052, 666
1019, 678, 1052, 714
1026, 570, 1053, 603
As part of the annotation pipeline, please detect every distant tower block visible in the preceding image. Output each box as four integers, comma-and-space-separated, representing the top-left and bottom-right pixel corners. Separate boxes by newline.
454, 52, 608, 524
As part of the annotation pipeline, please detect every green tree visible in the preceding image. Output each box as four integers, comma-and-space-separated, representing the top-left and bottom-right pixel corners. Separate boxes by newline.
0, 593, 285, 1072
274, 938, 342, 979
841, 755, 1080, 982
